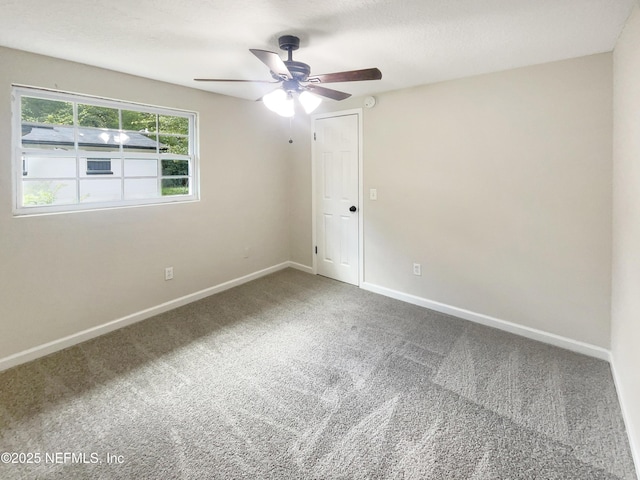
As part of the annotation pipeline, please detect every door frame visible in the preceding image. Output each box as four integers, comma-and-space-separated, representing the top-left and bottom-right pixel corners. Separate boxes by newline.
311, 108, 364, 286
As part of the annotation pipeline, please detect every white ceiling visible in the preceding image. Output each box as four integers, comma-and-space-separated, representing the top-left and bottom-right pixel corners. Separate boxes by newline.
0, 0, 634, 101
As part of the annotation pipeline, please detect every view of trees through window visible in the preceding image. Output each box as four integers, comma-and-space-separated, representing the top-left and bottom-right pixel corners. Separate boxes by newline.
14, 88, 197, 214
21, 97, 190, 156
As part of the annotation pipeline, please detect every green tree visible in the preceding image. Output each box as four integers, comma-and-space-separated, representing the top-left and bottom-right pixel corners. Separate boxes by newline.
21, 97, 73, 125
78, 104, 119, 128
122, 110, 156, 132
161, 160, 189, 195
22, 98, 188, 135
162, 159, 189, 176
23, 181, 65, 205
159, 115, 188, 135
159, 136, 188, 155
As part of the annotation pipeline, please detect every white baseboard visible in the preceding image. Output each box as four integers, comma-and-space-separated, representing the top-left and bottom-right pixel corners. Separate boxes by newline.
288, 262, 313, 274
0, 261, 296, 373
610, 357, 640, 479
360, 281, 611, 361
0, 265, 611, 369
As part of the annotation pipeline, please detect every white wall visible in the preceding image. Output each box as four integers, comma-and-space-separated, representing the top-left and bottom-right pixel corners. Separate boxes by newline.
292, 54, 613, 348
288, 115, 314, 266
612, 3, 640, 470
0, 46, 290, 359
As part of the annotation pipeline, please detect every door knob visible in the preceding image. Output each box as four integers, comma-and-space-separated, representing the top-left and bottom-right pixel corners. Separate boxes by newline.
349, 206, 357, 212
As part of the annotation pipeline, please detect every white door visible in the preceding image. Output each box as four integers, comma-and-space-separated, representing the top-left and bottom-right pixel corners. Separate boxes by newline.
314, 113, 360, 285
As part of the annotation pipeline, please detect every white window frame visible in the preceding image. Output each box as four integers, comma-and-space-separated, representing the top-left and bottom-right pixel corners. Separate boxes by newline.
12, 85, 199, 216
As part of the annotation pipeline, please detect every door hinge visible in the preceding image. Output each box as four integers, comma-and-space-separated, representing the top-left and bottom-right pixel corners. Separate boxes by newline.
313, 132, 316, 141
315, 246, 318, 254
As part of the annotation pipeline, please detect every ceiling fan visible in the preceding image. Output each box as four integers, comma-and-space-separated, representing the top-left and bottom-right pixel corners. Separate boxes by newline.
194, 35, 382, 116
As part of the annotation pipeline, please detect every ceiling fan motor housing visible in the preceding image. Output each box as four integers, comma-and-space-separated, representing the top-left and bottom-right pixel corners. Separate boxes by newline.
278, 35, 300, 52
285, 61, 310, 79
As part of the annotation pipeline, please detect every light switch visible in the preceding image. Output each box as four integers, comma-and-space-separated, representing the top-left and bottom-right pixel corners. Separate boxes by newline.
370, 188, 378, 200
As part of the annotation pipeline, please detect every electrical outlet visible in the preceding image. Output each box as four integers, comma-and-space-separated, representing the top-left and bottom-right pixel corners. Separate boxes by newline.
165, 267, 174, 281
413, 263, 422, 276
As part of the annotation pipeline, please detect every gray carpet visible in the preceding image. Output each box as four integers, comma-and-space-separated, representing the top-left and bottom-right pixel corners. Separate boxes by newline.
0, 268, 636, 479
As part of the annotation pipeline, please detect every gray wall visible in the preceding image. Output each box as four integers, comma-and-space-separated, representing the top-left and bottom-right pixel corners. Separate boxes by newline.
612, 3, 640, 469
1, 48, 614, 356
292, 54, 613, 348
0, 47, 290, 358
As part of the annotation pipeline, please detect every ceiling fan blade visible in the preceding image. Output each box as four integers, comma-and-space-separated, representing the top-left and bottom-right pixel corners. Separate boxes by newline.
194, 78, 280, 83
307, 67, 382, 84
249, 49, 292, 80
307, 85, 352, 101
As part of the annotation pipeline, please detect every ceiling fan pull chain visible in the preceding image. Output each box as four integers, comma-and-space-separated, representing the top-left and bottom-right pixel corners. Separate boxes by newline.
289, 117, 294, 144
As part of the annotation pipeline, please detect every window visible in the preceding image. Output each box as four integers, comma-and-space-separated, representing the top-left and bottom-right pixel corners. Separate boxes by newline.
12, 86, 198, 215
87, 160, 113, 175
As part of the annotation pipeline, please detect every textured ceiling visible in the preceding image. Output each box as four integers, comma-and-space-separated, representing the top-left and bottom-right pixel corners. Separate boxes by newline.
0, 0, 634, 101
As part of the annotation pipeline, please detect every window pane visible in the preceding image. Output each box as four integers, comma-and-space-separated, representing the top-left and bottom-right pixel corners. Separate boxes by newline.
80, 179, 122, 203
162, 178, 189, 196
77, 127, 125, 152
122, 110, 156, 132
23, 156, 76, 178
125, 158, 158, 177
161, 159, 189, 176
159, 115, 188, 135
78, 104, 119, 129
23, 180, 77, 206
124, 178, 159, 200
22, 125, 75, 150
122, 132, 158, 152
159, 136, 188, 155
21, 97, 73, 125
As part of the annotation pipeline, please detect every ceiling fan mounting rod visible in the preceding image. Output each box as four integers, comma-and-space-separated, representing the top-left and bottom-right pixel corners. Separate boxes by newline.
278, 35, 300, 63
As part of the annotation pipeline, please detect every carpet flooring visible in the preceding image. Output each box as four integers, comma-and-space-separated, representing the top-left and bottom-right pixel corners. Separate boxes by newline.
0, 268, 636, 479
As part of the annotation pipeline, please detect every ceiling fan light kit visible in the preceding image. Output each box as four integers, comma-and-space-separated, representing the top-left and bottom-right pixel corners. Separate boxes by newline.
263, 89, 295, 117
195, 35, 382, 117
298, 91, 323, 114
263, 89, 322, 116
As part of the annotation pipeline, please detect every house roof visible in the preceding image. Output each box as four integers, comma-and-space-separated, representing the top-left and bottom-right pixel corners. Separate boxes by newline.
21, 125, 166, 151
